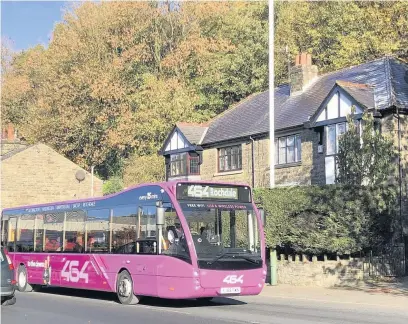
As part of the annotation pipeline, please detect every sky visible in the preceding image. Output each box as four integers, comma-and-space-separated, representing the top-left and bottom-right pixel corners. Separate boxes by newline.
1, 1, 68, 51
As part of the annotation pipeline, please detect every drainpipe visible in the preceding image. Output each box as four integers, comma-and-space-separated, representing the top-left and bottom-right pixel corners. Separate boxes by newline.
250, 136, 255, 188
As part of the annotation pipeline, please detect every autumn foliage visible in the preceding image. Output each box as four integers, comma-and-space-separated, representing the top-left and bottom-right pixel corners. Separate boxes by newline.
1, 1, 268, 182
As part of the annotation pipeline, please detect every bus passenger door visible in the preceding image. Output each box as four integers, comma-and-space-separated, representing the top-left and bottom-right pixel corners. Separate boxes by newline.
132, 205, 158, 296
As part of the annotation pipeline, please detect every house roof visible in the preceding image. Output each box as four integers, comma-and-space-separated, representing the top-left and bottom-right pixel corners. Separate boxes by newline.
160, 56, 408, 150
336, 81, 376, 109
202, 91, 269, 144
176, 122, 208, 145
201, 56, 407, 145
276, 56, 408, 131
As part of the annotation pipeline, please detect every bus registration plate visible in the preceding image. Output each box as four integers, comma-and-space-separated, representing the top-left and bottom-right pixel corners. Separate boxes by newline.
220, 287, 241, 294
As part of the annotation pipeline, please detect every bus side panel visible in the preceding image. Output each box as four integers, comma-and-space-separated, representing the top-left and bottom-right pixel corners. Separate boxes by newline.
11, 252, 196, 298
12, 253, 60, 286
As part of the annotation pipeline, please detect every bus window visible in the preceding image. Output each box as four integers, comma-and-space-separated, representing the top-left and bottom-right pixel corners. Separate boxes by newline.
34, 214, 44, 252
64, 210, 86, 253
112, 205, 137, 253
136, 206, 157, 255
86, 209, 110, 253
16, 214, 35, 252
7, 217, 17, 252
43, 212, 64, 252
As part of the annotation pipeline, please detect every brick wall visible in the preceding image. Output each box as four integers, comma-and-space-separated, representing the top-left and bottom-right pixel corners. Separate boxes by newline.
1, 143, 103, 210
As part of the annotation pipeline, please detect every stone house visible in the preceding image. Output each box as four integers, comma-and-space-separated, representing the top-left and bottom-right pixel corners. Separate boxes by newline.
159, 54, 408, 192
1, 125, 103, 210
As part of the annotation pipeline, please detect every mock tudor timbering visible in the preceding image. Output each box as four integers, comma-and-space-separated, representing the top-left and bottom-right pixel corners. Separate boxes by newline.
159, 54, 408, 190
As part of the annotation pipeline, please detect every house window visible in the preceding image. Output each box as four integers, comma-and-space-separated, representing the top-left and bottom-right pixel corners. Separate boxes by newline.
326, 122, 347, 155
189, 155, 200, 175
170, 153, 187, 176
275, 134, 301, 165
218, 145, 242, 172
170, 153, 200, 176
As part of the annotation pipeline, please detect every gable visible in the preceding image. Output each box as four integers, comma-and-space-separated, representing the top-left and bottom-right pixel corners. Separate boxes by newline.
313, 85, 365, 125
160, 126, 197, 155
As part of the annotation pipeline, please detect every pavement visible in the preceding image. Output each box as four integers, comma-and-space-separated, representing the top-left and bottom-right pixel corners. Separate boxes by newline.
260, 282, 408, 309
1, 284, 408, 324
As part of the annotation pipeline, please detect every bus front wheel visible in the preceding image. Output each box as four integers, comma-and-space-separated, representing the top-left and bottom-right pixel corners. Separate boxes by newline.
116, 270, 141, 305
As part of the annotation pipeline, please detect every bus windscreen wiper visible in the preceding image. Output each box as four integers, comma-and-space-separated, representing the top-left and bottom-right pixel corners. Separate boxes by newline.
207, 251, 235, 265
237, 255, 261, 264
207, 252, 260, 265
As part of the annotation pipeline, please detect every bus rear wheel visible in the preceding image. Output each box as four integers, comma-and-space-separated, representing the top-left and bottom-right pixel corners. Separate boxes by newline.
116, 270, 141, 305
17, 265, 33, 292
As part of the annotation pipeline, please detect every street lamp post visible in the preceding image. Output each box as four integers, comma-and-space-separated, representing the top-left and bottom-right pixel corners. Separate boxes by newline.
269, 0, 275, 189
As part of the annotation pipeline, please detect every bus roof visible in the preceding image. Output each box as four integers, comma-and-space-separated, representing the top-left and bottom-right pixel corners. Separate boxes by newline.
1, 180, 251, 214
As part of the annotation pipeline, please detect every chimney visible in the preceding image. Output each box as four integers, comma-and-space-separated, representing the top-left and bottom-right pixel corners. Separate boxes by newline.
290, 52, 318, 94
7, 123, 15, 141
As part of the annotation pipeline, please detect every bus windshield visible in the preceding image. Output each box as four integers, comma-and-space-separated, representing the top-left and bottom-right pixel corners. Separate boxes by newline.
180, 203, 261, 270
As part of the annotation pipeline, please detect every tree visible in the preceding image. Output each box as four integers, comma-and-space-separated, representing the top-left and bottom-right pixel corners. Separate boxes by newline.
102, 176, 124, 196
336, 110, 397, 187
123, 154, 165, 187
274, 1, 408, 85
336, 110, 399, 244
1, 1, 268, 178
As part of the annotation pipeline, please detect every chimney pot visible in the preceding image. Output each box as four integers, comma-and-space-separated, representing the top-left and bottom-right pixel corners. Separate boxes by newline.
7, 124, 14, 141
300, 53, 307, 65
295, 54, 301, 66
306, 53, 312, 66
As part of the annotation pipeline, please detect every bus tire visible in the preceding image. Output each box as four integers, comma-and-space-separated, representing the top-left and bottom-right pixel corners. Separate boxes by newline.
116, 270, 140, 305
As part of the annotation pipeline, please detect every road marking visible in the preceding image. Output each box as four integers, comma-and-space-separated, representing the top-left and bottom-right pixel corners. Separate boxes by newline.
265, 294, 407, 309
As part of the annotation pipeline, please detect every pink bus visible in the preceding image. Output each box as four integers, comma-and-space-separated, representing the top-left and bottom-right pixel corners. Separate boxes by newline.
1, 181, 266, 304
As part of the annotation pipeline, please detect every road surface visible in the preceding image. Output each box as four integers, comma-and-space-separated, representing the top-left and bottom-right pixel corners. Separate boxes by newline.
2, 287, 408, 324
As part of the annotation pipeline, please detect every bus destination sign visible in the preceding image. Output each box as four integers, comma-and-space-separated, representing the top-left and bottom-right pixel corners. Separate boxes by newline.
176, 183, 251, 203
188, 185, 238, 200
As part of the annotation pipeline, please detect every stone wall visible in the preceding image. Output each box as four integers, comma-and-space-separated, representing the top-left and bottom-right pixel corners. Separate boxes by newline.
276, 256, 367, 287
200, 137, 270, 188
275, 128, 324, 186
198, 127, 327, 188
1, 143, 103, 210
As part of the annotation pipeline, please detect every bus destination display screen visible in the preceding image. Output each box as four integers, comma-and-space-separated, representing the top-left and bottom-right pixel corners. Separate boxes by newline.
176, 183, 251, 203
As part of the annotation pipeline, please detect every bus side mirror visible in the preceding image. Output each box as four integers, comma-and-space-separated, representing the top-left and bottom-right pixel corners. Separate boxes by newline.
156, 206, 165, 226
259, 208, 266, 227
